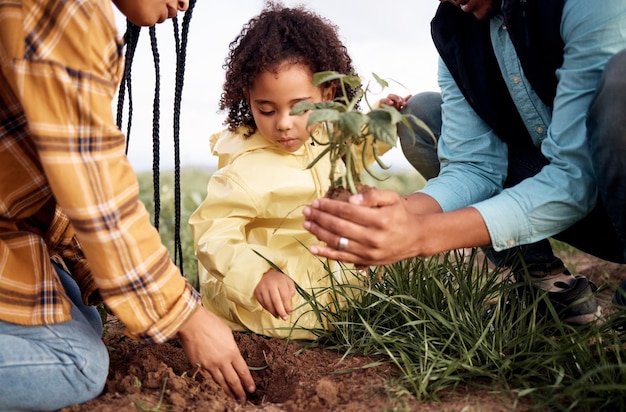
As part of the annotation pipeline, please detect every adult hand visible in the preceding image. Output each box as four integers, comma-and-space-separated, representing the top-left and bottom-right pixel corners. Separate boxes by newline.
177, 307, 256, 402
254, 269, 296, 320
303, 188, 424, 266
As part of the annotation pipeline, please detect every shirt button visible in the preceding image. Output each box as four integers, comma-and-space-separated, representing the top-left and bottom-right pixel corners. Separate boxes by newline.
513, 76, 521, 84
536, 126, 544, 134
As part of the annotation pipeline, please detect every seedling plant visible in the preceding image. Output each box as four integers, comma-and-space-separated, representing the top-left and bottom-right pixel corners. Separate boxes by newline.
291, 71, 433, 196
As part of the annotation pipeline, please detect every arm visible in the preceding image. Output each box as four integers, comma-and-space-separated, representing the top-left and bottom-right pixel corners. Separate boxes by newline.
5, 1, 254, 400
189, 170, 289, 311
470, 0, 626, 250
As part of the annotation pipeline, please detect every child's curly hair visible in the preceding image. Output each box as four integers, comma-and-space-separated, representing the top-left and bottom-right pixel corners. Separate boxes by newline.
220, 1, 361, 135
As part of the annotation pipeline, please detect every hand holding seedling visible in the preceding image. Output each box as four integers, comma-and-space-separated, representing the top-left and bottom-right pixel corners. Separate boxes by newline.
303, 188, 490, 266
254, 269, 296, 320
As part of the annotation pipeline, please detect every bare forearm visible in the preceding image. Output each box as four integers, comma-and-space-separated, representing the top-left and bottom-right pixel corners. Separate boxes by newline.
409, 205, 491, 257
372, 193, 491, 259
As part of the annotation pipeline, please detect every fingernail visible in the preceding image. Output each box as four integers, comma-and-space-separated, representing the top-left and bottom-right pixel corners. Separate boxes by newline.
303, 206, 310, 216
350, 194, 364, 204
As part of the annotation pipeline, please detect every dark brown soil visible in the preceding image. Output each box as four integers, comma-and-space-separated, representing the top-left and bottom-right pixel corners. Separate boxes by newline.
60, 251, 624, 412
324, 183, 372, 202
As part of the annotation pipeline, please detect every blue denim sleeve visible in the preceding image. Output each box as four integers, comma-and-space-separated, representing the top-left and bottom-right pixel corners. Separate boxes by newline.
420, 57, 508, 212
421, 0, 626, 252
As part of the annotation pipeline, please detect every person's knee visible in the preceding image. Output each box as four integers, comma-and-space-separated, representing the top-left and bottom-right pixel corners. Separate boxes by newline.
66, 305, 110, 404
397, 92, 442, 179
78, 340, 110, 403
400, 92, 442, 139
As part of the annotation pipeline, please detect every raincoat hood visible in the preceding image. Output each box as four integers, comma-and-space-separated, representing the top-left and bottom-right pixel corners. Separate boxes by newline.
210, 126, 329, 170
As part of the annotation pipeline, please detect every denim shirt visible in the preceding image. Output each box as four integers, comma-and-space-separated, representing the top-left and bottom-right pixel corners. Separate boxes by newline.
421, 0, 626, 252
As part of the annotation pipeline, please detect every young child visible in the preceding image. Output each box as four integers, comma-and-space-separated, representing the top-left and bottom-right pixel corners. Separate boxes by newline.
189, 2, 370, 340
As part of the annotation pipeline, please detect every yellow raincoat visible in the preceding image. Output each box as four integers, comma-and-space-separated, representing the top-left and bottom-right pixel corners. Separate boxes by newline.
190, 126, 365, 340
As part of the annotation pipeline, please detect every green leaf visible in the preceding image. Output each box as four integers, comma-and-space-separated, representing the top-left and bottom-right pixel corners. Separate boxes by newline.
338, 111, 367, 139
371, 105, 403, 125
292, 100, 345, 116
315, 101, 347, 111
342, 75, 363, 89
367, 109, 401, 146
307, 109, 340, 126
372, 72, 390, 89
291, 101, 316, 115
313, 71, 361, 89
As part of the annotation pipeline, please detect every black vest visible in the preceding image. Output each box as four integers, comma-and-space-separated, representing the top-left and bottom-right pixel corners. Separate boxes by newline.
431, 0, 565, 147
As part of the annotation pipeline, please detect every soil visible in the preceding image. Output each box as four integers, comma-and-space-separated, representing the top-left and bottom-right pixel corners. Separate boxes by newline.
61, 252, 624, 412
324, 183, 372, 202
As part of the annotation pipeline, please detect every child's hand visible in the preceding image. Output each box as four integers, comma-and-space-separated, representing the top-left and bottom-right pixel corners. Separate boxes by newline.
379, 93, 412, 111
254, 269, 296, 320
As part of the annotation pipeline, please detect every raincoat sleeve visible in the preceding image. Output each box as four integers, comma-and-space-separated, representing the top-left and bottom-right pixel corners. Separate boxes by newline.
189, 170, 290, 312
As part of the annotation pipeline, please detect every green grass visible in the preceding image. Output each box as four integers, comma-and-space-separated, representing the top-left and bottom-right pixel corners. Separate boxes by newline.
138, 167, 626, 411
297, 251, 626, 411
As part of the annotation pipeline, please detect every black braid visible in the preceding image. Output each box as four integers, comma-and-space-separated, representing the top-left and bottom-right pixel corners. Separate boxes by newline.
116, 5, 196, 278
149, 26, 161, 231
117, 22, 141, 153
171, 0, 197, 274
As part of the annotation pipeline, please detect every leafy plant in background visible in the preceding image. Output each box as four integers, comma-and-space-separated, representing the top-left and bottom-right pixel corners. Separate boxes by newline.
291, 71, 434, 196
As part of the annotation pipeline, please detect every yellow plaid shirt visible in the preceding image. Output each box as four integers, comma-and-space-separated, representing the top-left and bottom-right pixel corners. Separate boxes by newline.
0, 0, 199, 343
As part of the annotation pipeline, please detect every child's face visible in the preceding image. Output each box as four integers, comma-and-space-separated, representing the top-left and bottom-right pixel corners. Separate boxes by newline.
246, 62, 333, 153
112, 0, 188, 26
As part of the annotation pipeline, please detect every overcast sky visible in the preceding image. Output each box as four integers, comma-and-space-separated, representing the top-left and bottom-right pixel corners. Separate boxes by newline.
116, 1, 441, 172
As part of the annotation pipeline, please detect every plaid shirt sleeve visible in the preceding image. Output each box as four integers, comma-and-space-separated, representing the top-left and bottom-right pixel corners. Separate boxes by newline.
0, 0, 199, 343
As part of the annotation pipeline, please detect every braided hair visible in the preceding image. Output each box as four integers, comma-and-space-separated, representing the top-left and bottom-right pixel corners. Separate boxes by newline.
220, 1, 361, 136
116, 0, 197, 277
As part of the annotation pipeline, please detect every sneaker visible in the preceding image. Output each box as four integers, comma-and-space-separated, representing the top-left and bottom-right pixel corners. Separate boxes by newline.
516, 267, 603, 326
